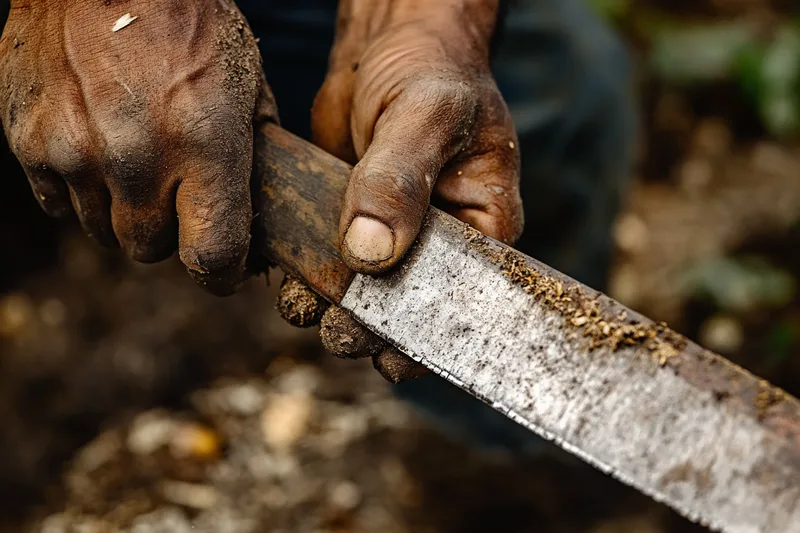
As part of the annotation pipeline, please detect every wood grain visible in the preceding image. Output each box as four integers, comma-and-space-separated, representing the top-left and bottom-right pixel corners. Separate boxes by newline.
254, 123, 354, 303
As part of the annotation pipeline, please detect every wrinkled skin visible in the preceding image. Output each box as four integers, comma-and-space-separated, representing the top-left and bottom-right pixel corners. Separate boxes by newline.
313, 0, 523, 273
0, 0, 276, 295
2, 0, 521, 382
301, 0, 524, 378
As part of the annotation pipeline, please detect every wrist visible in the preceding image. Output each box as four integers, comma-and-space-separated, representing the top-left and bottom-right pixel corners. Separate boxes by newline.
338, 0, 500, 54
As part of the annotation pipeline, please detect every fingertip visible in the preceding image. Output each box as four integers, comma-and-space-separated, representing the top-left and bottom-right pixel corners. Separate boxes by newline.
126, 244, 176, 264
176, 172, 252, 297
178, 222, 250, 296
185, 262, 248, 297
320, 306, 384, 359
341, 215, 397, 274
277, 274, 328, 328
178, 233, 250, 274
372, 347, 430, 384
22, 165, 73, 218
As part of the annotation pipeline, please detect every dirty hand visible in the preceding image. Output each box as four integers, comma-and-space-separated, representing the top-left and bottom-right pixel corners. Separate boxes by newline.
279, 0, 523, 382
0, 0, 277, 295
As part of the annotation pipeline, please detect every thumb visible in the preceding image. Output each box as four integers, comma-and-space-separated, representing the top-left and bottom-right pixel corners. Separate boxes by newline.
339, 81, 477, 274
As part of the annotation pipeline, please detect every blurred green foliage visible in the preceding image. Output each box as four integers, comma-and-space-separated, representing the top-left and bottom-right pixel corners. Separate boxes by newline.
653, 22, 800, 138
586, 0, 632, 22
585, 0, 800, 139
650, 24, 755, 83
768, 320, 797, 365
680, 256, 796, 313
736, 24, 800, 139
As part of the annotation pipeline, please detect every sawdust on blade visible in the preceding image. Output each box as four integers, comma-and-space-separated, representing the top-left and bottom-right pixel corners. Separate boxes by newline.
755, 380, 786, 421
462, 225, 681, 366
459, 221, 799, 433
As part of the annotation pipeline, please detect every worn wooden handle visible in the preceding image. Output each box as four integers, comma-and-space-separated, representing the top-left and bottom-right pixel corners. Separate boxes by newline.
254, 123, 355, 303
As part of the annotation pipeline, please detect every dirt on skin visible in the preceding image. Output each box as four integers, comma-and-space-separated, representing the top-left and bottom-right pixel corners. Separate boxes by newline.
319, 305, 384, 359
372, 347, 430, 384
279, 278, 428, 383
214, 3, 263, 103
755, 379, 787, 420
1, 1, 799, 531
277, 275, 329, 328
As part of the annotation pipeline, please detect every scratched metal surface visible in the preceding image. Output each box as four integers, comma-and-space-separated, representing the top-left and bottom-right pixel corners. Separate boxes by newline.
340, 210, 800, 533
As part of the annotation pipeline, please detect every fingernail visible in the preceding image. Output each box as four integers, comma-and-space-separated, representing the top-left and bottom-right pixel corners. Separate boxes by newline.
344, 216, 394, 263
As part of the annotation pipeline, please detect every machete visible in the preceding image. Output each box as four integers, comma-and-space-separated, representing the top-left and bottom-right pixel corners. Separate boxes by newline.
254, 123, 800, 533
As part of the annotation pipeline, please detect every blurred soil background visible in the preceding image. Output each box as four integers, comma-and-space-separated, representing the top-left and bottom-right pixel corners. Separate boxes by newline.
1, 1, 799, 532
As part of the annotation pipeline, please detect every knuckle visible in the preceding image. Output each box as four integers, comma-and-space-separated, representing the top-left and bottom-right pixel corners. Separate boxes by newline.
8, 130, 42, 168
355, 162, 428, 213
179, 106, 249, 153
100, 126, 163, 206
5, 112, 45, 167
413, 76, 479, 119
46, 129, 95, 177
180, 231, 250, 274
388, 170, 428, 203
9, 105, 97, 178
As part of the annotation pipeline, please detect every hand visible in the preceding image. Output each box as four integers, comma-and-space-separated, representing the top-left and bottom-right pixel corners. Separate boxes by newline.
279, 0, 523, 382
313, 0, 523, 271
0, 0, 276, 295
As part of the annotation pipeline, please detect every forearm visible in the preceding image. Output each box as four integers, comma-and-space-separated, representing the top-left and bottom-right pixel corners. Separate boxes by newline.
334, 0, 500, 57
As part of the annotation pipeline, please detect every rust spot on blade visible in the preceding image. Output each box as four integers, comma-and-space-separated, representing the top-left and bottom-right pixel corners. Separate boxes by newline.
659, 461, 715, 497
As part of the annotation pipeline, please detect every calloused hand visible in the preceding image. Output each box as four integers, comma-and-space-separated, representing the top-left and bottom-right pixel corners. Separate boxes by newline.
0, 0, 276, 295
279, 0, 523, 382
